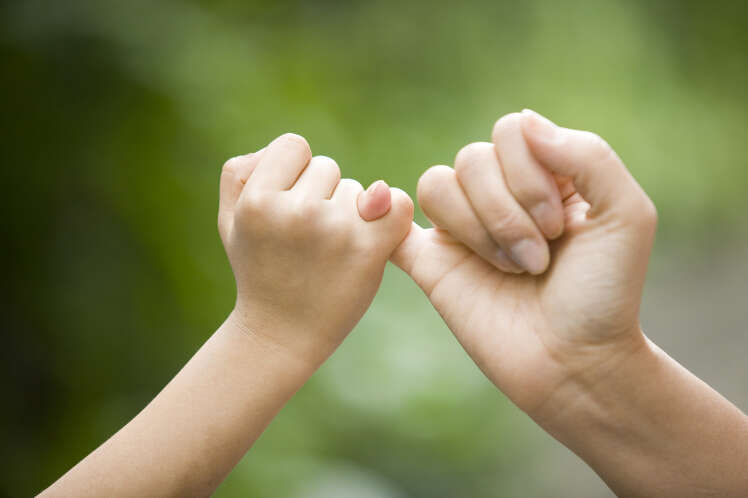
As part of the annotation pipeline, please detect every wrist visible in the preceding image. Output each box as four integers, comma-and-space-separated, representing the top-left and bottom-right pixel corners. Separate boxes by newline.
225, 306, 333, 377
528, 326, 653, 435
525, 329, 748, 497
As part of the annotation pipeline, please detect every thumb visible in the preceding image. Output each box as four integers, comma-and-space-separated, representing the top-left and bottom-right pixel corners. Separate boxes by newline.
357, 180, 392, 221
520, 109, 651, 220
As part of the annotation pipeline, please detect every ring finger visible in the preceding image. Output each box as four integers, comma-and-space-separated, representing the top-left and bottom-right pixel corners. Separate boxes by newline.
417, 165, 523, 273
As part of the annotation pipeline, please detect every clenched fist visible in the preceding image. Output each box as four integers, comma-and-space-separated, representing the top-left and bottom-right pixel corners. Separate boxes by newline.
220, 133, 414, 367
391, 110, 657, 418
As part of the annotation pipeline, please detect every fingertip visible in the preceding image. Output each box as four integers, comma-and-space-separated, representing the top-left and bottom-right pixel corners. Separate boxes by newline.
494, 248, 525, 274
508, 238, 550, 275
519, 109, 559, 145
358, 180, 392, 221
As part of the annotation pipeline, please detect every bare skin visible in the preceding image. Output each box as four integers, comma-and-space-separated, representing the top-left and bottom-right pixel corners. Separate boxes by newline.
38, 115, 748, 497
39, 133, 410, 497
391, 110, 748, 497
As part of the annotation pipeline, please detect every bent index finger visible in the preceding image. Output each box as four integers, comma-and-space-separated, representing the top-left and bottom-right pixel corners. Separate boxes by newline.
247, 133, 312, 191
454, 142, 550, 275
417, 165, 523, 274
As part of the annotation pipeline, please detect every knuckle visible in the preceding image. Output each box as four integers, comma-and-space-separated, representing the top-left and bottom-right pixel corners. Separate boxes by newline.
417, 165, 454, 210
236, 189, 270, 219
326, 212, 353, 240
390, 188, 415, 220
340, 177, 364, 194
306, 199, 327, 221
616, 186, 657, 232
454, 142, 493, 177
273, 197, 318, 238
491, 112, 522, 142
376, 188, 415, 245
634, 194, 658, 230
278, 133, 312, 157
313, 155, 341, 180
580, 131, 614, 163
291, 196, 322, 222
311, 210, 353, 249
217, 212, 229, 237
221, 156, 241, 176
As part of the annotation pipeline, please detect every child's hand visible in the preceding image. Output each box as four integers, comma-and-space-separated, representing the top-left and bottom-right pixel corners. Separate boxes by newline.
391, 110, 657, 420
39, 134, 413, 498
219, 133, 413, 367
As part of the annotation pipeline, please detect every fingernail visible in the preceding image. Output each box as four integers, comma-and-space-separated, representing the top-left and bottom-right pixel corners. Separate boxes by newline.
359, 180, 391, 221
529, 201, 563, 239
509, 238, 548, 275
366, 180, 389, 200
367, 180, 383, 194
521, 109, 558, 142
496, 248, 524, 273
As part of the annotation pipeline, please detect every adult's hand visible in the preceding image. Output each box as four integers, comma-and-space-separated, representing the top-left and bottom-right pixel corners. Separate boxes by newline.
391, 110, 748, 497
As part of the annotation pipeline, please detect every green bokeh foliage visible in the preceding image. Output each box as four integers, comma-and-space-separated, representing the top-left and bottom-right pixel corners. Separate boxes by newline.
2, 0, 746, 496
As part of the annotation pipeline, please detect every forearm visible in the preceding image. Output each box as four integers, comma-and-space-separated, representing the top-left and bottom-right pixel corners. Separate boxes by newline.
535, 333, 748, 497
39, 312, 318, 497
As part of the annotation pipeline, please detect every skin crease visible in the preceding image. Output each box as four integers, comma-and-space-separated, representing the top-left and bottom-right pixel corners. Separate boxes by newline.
390, 110, 748, 497
38, 133, 410, 497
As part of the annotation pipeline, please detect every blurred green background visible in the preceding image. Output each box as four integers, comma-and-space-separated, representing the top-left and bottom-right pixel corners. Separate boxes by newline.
2, 0, 747, 496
